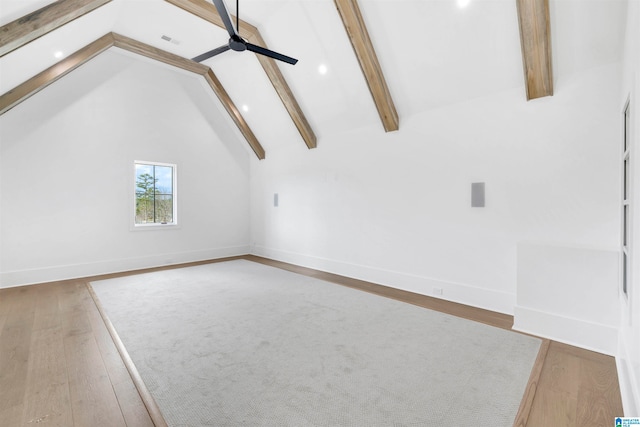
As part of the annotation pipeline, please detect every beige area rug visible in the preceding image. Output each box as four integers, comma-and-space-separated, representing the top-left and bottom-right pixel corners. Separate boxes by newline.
90, 259, 541, 426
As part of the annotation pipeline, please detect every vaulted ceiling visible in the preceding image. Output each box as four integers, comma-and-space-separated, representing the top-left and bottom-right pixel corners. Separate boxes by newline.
0, 0, 628, 158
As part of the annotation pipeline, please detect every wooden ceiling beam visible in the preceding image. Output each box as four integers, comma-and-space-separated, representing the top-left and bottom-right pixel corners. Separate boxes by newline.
112, 33, 265, 159
246, 31, 316, 149
0, 33, 114, 115
165, 0, 317, 149
0, 0, 112, 57
516, 0, 553, 100
333, 0, 398, 132
165, 0, 235, 34
202, 70, 265, 159
112, 33, 208, 75
0, 32, 266, 159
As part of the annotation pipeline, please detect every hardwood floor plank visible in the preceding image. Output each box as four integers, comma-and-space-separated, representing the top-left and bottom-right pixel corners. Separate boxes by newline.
21, 326, 73, 427
32, 283, 63, 331
58, 280, 91, 314
64, 332, 126, 427
0, 286, 37, 425
87, 283, 168, 427
541, 342, 582, 398
0, 287, 14, 335
524, 339, 624, 426
513, 339, 550, 427
0, 404, 24, 426
61, 309, 92, 338
1, 280, 156, 427
526, 389, 577, 426
576, 356, 624, 425
552, 340, 616, 364
84, 284, 154, 427
59, 281, 94, 339
57, 282, 129, 426
576, 389, 621, 427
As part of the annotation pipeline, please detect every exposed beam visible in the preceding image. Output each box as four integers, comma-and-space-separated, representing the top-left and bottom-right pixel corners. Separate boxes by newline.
112, 33, 265, 159
246, 31, 316, 149
165, 0, 231, 33
0, 0, 112, 57
165, 0, 317, 149
112, 33, 208, 75
0, 33, 114, 115
516, 0, 553, 100
203, 70, 265, 159
0, 32, 266, 159
333, 0, 398, 132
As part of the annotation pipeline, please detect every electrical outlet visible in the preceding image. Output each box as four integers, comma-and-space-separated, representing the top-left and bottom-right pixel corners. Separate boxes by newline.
433, 287, 443, 296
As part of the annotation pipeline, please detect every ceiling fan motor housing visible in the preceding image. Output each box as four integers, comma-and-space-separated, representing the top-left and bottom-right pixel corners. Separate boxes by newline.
229, 34, 247, 52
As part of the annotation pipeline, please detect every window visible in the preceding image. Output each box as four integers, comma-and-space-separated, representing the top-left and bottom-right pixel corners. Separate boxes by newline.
622, 98, 631, 297
134, 161, 177, 226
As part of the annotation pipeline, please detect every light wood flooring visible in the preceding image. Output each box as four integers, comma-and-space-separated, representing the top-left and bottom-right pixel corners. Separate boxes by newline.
0, 256, 624, 426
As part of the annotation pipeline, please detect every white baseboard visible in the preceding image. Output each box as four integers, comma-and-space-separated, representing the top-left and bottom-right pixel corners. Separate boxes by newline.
252, 246, 515, 315
0, 245, 250, 288
513, 306, 618, 356
617, 336, 640, 416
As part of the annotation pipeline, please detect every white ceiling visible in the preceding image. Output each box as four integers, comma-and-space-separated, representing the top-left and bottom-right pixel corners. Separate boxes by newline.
0, 0, 629, 152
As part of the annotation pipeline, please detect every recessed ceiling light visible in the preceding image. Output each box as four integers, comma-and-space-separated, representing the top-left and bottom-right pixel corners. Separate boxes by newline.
242, 104, 249, 112
457, 0, 471, 8
54, 51, 64, 59
318, 64, 328, 75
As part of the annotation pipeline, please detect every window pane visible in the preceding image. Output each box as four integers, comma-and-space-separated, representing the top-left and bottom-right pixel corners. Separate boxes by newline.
136, 195, 154, 224
134, 162, 175, 225
155, 166, 173, 194
155, 194, 173, 223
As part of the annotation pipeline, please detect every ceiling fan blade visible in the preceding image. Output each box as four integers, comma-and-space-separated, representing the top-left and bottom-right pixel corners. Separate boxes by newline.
192, 44, 231, 62
212, 0, 239, 37
246, 43, 298, 65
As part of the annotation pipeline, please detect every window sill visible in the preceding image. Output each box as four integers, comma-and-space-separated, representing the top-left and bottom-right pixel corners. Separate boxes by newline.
130, 223, 181, 231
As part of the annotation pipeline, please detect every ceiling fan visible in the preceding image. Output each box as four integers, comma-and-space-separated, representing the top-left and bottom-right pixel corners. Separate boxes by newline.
192, 0, 298, 65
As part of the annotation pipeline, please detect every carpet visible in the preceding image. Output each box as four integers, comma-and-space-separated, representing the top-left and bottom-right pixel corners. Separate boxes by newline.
90, 259, 541, 426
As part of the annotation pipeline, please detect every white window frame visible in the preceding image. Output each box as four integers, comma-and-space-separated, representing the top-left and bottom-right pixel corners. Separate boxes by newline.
133, 161, 178, 229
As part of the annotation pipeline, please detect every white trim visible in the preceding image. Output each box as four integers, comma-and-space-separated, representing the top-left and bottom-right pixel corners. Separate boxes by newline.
513, 306, 618, 356
251, 245, 515, 315
617, 333, 640, 416
622, 95, 632, 300
0, 245, 250, 288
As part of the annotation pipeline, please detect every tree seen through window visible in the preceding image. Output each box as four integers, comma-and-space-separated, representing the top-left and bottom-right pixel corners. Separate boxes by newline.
135, 163, 175, 225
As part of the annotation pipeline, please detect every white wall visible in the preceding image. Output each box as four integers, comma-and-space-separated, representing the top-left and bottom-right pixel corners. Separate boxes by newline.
618, 0, 640, 416
250, 60, 620, 315
0, 49, 252, 287
515, 242, 618, 355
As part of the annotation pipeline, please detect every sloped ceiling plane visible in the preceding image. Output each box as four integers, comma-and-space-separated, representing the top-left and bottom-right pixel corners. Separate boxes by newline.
0, 0, 552, 158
